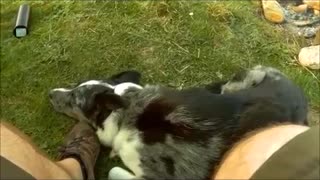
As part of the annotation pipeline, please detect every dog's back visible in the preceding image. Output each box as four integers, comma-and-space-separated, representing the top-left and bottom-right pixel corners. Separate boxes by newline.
114, 83, 306, 179
116, 87, 244, 179
104, 66, 309, 179
222, 66, 308, 125
207, 66, 308, 125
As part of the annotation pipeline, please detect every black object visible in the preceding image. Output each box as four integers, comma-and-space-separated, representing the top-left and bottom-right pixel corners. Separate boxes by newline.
13, 4, 30, 38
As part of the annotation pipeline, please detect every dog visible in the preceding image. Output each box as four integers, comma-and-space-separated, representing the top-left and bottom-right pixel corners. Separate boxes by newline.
50, 66, 308, 179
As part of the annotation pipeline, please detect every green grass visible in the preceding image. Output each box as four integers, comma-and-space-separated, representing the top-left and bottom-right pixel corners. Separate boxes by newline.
1, 1, 319, 178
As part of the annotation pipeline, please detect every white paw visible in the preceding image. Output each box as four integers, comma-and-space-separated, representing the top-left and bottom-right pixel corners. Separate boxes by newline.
108, 167, 136, 180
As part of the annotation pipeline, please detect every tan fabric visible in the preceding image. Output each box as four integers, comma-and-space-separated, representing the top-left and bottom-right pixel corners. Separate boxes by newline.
251, 125, 320, 179
1, 156, 35, 180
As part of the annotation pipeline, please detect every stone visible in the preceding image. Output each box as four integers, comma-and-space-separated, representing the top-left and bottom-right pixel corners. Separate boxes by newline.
291, 4, 308, 13
314, 9, 320, 16
293, 20, 315, 26
262, 0, 285, 23
299, 45, 320, 70
304, 0, 320, 11
304, 27, 317, 38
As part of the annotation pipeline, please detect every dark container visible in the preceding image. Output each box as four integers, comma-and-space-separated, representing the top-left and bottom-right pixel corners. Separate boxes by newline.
13, 4, 30, 38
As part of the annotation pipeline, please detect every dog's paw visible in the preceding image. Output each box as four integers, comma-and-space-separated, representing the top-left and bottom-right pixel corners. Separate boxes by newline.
108, 167, 136, 180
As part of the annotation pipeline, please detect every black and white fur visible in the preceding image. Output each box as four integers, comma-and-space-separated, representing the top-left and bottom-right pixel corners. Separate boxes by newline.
49, 70, 142, 128
50, 66, 308, 179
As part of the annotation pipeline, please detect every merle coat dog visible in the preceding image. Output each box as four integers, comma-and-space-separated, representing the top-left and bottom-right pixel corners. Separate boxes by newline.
50, 66, 308, 179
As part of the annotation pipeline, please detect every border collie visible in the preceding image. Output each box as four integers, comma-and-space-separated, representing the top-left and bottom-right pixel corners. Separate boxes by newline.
50, 66, 308, 179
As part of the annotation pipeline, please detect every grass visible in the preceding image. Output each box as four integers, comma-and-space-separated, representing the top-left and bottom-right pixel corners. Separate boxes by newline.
1, 1, 319, 178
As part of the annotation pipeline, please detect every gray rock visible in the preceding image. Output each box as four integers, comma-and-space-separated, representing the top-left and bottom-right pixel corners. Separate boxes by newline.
304, 27, 316, 38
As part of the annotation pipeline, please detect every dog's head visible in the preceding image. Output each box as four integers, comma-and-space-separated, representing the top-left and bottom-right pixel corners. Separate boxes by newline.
49, 71, 142, 127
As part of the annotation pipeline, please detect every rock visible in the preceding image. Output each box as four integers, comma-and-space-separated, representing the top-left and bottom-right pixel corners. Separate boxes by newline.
304, 27, 317, 38
304, 0, 320, 11
314, 9, 320, 16
299, 45, 320, 69
262, 0, 285, 23
293, 19, 317, 26
291, 4, 308, 13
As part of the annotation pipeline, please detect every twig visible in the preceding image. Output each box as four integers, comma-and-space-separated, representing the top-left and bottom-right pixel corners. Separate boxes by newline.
88, 28, 97, 34
178, 65, 190, 74
171, 41, 189, 53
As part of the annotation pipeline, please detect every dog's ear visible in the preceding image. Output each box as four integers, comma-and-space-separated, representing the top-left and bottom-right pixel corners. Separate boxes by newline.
84, 92, 128, 128
109, 70, 141, 85
94, 92, 128, 110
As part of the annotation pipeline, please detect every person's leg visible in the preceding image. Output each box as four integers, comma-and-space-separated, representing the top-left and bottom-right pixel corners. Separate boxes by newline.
250, 125, 319, 179
0, 121, 100, 180
213, 124, 316, 179
0, 122, 81, 179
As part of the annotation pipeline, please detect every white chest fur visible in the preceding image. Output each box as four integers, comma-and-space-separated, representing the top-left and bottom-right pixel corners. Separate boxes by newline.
113, 129, 144, 177
96, 113, 144, 178
97, 83, 144, 179
96, 112, 119, 147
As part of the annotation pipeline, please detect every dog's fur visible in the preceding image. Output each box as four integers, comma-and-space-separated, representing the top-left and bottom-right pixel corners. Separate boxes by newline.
50, 66, 308, 179
205, 65, 308, 125
49, 70, 142, 128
